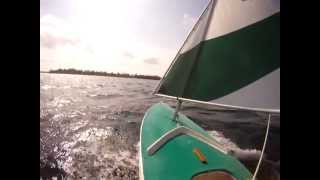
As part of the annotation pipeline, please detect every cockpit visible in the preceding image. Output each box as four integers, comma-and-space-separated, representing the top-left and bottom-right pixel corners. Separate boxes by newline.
192, 171, 236, 180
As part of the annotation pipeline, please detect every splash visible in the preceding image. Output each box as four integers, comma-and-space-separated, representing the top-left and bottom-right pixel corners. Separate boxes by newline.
59, 127, 139, 179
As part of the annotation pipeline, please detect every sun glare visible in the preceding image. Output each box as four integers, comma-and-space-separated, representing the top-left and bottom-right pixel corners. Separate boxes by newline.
41, 0, 177, 75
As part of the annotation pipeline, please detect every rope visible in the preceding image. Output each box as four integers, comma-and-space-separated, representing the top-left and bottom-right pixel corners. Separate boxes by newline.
252, 113, 272, 180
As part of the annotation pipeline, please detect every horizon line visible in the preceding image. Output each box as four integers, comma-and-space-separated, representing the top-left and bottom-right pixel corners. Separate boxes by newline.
40, 68, 163, 79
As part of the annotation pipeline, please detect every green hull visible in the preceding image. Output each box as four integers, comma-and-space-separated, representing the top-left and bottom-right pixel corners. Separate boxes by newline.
140, 102, 252, 180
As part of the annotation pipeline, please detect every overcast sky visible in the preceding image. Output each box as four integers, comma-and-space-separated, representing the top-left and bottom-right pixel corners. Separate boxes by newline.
40, 0, 209, 76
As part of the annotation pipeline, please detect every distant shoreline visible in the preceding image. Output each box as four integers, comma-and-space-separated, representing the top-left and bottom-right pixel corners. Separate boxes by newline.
41, 69, 162, 80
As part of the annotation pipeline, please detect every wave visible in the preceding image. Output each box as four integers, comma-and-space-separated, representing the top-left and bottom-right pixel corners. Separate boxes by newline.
57, 127, 139, 179
41, 85, 54, 90
48, 97, 73, 108
40, 74, 279, 179
87, 93, 122, 99
208, 130, 280, 179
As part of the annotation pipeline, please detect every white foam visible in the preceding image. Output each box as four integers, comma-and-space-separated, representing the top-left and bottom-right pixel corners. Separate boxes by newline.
69, 111, 86, 118
68, 120, 88, 132
49, 97, 72, 108
207, 130, 239, 150
52, 113, 65, 121
60, 131, 139, 178
62, 86, 71, 89
59, 128, 114, 174
41, 85, 53, 90
207, 130, 262, 161
74, 127, 114, 143
230, 149, 262, 161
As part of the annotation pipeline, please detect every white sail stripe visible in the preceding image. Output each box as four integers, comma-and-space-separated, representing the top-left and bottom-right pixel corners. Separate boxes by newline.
180, 0, 214, 54
181, 0, 280, 53
209, 68, 280, 110
205, 0, 280, 40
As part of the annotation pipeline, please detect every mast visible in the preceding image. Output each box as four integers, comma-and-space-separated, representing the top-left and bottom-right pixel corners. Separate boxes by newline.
172, 97, 182, 121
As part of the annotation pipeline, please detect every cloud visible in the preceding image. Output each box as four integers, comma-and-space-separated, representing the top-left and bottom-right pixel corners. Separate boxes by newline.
143, 57, 159, 65
123, 51, 135, 59
40, 14, 81, 49
40, 14, 64, 28
40, 32, 80, 48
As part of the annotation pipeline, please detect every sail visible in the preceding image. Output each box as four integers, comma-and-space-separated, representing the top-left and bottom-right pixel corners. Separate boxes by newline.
155, 0, 280, 113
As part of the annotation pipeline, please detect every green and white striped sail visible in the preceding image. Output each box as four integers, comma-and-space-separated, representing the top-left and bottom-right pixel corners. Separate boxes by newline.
155, 0, 280, 113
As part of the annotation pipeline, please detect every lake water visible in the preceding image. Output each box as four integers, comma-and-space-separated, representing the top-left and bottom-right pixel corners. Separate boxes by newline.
40, 73, 280, 179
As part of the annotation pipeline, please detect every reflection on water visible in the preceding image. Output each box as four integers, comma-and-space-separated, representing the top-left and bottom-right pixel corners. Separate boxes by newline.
40, 73, 280, 179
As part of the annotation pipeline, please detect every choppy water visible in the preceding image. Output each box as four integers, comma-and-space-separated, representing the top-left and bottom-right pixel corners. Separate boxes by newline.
40, 73, 280, 180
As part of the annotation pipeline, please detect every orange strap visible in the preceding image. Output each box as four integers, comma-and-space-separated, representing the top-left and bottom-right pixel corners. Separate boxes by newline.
193, 148, 207, 164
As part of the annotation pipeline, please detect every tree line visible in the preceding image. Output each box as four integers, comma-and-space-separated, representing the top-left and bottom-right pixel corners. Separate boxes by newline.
48, 68, 161, 80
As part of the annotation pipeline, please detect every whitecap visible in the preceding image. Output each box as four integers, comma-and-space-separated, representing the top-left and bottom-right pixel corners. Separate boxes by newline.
41, 85, 53, 90
73, 127, 114, 143
68, 120, 88, 132
49, 97, 73, 108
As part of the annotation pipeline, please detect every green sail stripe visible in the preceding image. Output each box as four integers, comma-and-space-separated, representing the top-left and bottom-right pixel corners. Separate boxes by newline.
159, 12, 280, 101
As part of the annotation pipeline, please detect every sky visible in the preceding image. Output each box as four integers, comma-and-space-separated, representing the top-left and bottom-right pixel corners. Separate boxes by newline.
40, 0, 209, 76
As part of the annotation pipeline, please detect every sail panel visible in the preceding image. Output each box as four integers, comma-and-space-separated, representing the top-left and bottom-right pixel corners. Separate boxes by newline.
156, 0, 280, 112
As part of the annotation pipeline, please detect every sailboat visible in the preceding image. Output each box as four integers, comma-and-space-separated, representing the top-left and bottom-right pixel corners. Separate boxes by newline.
140, 0, 280, 179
